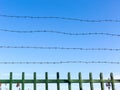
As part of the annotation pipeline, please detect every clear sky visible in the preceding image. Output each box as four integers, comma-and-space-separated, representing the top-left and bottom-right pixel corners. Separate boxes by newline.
0, 0, 120, 89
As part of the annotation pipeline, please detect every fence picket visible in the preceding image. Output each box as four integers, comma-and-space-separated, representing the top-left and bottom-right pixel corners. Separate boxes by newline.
34, 72, 36, 90
45, 72, 48, 90
57, 72, 60, 90
110, 73, 115, 90
78, 72, 82, 90
68, 72, 71, 90
22, 72, 25, 90
89, 73, 94, 90
100, 73, 104, 90
9, 72, 12, 90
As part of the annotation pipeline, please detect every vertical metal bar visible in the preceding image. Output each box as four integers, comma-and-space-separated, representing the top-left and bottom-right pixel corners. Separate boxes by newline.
9, 72, 12, 90
22, 72, 24, 90
0, 74, 1, 90
89, 73, 94, 90
57, 72, 60, 90
68, 72, 71, 90
45, 72, 48, 90
78, 72, 82, 90
110, 73, 115, 90
100, 73, 104, 90
34, 72, 36, 90
0, 82, 1, 90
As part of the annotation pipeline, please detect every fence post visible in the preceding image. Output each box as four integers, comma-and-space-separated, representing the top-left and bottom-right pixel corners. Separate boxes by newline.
57, 72, 60, 90
78, 72, 82, 90
100, 73, 104, 90
89, 73, 94, 90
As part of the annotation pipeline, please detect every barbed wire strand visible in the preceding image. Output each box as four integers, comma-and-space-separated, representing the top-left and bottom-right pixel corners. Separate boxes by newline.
0, 29, 120, 37
0, 46, 120, 51
0, 61, 120, 64
0, 14, 120, 22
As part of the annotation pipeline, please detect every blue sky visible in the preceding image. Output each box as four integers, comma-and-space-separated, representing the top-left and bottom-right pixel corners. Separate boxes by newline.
0, 0, 120, 88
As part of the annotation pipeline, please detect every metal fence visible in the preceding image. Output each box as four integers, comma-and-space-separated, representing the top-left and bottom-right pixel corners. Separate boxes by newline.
0, 72, 120, 90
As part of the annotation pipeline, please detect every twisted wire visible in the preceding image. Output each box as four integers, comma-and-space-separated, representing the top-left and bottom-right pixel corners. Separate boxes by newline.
0, 61, 120, 64
0, 29, 120, 37
0, 46, 120, 51
0, 14, 120, 22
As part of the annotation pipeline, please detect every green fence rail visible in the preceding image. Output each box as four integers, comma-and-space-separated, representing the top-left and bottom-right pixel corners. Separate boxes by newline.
0, 72, 120, 90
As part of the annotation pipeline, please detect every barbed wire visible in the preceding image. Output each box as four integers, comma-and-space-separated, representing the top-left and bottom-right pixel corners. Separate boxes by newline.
0, 61, 120, 64
0, 29, 120, 37
0, 46, 120, 51
0, 14, 120, 22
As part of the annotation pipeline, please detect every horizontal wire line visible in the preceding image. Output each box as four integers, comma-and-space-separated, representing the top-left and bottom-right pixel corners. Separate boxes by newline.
0, 14, 120, 22
0, 61, 120, 64
0, 46, 120, 51
0, 29, 120, 37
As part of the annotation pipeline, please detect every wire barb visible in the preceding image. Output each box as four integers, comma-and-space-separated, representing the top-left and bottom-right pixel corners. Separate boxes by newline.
0, 29, 120, 37
0, 46, 120, 51
0, 61, 120, 64
0, 14, 120, 22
